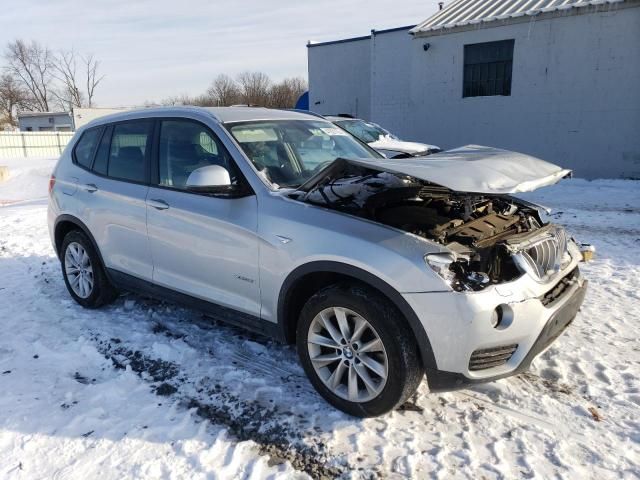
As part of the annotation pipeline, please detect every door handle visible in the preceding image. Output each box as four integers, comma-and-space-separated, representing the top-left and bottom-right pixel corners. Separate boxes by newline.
81, 183, 98, 193
147, 199, 170, 210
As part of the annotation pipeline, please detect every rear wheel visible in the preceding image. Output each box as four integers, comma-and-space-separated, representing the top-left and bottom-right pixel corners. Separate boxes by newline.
297, 283, 424, 417
61, 230, 118, 308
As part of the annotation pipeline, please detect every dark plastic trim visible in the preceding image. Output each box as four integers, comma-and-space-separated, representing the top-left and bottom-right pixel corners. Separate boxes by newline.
53, 215, 109, 275
107, 269, 283, 341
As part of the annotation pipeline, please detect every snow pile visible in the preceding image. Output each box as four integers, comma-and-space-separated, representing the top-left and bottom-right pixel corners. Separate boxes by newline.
0, 157, 57, 204
369, 135, 439, 154
0, 159, 639, 478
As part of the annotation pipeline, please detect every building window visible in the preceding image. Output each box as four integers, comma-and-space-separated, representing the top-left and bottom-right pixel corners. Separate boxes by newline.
463, 40, 514, 98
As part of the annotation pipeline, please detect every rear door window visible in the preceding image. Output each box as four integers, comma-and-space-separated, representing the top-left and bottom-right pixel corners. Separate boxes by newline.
107, 120, 154, 183
73, 127, 102, 169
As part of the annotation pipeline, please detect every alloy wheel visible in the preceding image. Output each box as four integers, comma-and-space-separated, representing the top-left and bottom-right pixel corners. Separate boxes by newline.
64, 242, 94, 299
307, 306, 388, 403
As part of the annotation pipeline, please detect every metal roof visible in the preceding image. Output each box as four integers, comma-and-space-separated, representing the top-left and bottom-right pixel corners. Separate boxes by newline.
18, 111, 71, 118
307, 34, 371, 49
307, 25, 415, 48
411, 0, 627, 35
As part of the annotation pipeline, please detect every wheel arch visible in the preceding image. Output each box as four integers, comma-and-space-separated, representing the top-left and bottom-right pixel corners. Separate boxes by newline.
277, 261, 437, 371
54, 215, 109, 277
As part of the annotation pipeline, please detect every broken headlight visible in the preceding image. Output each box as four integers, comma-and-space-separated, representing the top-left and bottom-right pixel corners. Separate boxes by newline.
424, 253, 458, 287
424, 253, 490, 292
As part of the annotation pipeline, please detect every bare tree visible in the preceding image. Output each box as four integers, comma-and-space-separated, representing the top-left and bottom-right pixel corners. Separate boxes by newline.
192, 93, 218, 107
268, 77, 307, 108
5, 40, 55, 112
160, 93, 195, 106
206, 74, 240, 106
160, 92, 216, 107
51, 49, 83, 110
288, 76, 307, 101
236, 71, 271, 106
157, 72, 308, 110
0, 73, 31, 126
83, 54, 104, 108
52, 50, 104, 109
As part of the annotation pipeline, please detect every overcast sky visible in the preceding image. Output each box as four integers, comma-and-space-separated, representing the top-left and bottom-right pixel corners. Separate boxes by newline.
1, 0, 440, 106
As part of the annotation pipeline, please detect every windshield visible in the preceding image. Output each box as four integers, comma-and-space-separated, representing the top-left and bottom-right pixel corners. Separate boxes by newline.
228, 119, 380, 188
335, 119, 393, 143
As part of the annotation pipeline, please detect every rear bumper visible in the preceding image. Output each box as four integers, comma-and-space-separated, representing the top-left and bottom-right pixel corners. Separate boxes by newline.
425, 278, 587, 391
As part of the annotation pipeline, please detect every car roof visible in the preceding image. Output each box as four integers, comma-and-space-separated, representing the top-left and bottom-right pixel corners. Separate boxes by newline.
83, 106, 324, 129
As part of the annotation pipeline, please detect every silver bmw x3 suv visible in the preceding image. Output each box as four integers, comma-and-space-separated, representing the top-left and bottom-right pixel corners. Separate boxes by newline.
48, 107, 587, 417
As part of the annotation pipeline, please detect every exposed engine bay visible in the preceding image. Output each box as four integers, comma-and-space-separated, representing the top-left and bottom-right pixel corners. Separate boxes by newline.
294, 162, 559, 291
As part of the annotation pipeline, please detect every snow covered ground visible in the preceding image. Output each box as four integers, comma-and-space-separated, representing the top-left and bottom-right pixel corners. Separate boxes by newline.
0, 157, 56, 205
0, 158, 639, 479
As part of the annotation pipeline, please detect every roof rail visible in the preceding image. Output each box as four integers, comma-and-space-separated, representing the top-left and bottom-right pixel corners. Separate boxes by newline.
281, 108, 326, 118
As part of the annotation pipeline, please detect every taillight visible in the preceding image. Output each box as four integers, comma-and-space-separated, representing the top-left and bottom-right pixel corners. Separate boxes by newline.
48, 174, 56, 195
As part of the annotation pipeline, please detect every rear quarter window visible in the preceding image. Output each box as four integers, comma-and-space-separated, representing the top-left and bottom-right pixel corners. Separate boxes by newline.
73, 127, 102, 169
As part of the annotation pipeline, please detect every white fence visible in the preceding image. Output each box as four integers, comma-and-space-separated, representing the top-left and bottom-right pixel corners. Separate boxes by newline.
0, 132, 74, 158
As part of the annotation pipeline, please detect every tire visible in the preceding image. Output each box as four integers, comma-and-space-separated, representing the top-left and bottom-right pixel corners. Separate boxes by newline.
296, 282, 424, 417
60, 230, 119, 308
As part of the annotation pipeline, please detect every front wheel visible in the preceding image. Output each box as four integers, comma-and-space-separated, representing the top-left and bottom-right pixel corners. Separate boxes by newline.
296, 283, 424, 417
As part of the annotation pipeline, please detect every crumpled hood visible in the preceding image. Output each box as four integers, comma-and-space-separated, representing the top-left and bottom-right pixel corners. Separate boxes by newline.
347, 145, 571, 194
368, 136, 439, 155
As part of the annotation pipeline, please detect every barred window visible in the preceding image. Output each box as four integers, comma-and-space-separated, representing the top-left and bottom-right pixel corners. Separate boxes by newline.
463, 40, 514, 98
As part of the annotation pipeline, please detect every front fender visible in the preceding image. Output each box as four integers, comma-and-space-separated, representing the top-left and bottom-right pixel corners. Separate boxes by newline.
277, 260, 438, 371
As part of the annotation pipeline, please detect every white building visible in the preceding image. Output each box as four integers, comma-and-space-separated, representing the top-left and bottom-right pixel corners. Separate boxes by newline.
16, 107, 134, 133
308, 0, 640, 179
18, 112, 73, 132
72, 107, 132, 130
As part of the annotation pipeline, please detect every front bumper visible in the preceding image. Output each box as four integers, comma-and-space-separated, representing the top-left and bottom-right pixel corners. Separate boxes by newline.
426, 278, 587, 391
402, 248, 587, 391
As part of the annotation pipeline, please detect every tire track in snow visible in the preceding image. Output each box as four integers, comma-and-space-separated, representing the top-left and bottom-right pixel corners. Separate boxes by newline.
458, 391, 591, 443
91, 333, 347, 479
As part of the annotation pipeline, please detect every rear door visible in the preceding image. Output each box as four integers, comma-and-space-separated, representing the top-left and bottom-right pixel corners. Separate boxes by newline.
145, 118, 261, 317
75, 119, 154, 280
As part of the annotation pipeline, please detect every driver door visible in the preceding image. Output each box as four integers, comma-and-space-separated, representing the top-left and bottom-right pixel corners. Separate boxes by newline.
145, 118, 261, 317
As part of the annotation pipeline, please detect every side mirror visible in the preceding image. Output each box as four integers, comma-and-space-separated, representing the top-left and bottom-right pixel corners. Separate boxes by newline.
186, 165, 232, 194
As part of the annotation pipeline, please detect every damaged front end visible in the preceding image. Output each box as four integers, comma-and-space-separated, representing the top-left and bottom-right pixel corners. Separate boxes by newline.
293, 159, 574, 292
